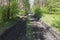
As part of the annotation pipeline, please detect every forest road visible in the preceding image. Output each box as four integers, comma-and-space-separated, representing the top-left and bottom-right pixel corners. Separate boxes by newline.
0, 18, 60, 40
30, 20, 60, 40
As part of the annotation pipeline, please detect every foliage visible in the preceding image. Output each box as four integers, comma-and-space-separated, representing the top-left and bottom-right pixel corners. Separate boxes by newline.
0, 0, 20, 26
31, 6, 36, 14
40, 7, 48, 14
19, 10, 26, 16
26, 17, 33, 40
32, 6, 48, 19
34, 7, 43, 19
46, 0, 60, 14
10, 0, 20, 19
41, 14, 60, 31
23, 0, 30, 14
0, 6, 8, 23
52, 20, 60, 31
49, 8, 60, 14
40, 0, 60, 32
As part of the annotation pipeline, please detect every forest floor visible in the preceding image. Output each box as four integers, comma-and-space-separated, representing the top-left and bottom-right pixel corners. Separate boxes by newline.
0, 15, 60, 40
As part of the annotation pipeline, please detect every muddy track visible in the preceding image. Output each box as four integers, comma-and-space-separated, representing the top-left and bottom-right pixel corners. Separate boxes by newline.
30, 20, 60, 40
40, 21, 60, 40
0, 18, 28, 40
0, 14, 60, 40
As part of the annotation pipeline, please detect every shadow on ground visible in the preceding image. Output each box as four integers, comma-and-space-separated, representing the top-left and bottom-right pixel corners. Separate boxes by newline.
0, 18, 46, 40
0, 18, 28, 40
30, 25, 45, 40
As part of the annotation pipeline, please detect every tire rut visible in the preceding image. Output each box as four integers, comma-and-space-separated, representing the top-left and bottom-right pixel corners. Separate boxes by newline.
0, 19, 27, 40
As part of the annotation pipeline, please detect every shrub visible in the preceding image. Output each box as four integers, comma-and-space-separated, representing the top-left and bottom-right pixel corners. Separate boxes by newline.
10, 1, 20, 19
52, 19, 60, 31
0, 6, 8, 22
34, 7, 43, 20
40, 7, 48, 14
19, 10, 26, 16
0, 0, 20, 25
33, 7, 48, 20
49, 7, 60, 14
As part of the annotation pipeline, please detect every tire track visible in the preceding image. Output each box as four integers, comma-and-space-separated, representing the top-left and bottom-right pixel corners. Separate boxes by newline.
29, 19, 60, 40
36, 20, 60, 40
0, 13, 60, 40
0, 18, 27, 40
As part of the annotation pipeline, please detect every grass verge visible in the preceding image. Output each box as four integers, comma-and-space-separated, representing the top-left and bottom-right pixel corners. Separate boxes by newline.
41, 14, 60, 32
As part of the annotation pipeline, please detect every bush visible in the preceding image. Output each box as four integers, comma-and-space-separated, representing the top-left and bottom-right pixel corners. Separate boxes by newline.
0, 6, 8, 22
0, 0, 20, 26
52, 19, 60, 31
49, 7, 60, 14
10, 1, 20, 19
34, 7, 49, 19
19, 10, 26, 16
34, 7, 43, 20
40, 7, 48, 14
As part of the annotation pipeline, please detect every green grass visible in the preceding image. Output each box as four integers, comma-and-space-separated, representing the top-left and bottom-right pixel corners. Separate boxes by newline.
41, 14, 60, 32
